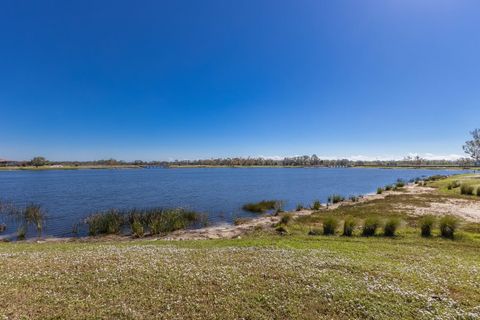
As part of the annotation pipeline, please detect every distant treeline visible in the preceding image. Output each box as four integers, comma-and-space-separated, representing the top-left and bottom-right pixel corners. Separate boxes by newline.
1, 155, 477, 168
163, 155, 476, 168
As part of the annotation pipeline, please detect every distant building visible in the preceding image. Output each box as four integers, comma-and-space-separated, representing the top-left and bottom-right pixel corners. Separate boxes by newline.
0, 158, 19, 167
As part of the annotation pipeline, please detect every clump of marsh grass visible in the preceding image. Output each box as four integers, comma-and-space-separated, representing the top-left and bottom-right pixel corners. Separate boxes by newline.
8, 203, 47, 239
439, 215, 459, 239
477, 188, 480, 197
296, 203, 304, 211
323, 216, 338, 235
279, 213, 293, 225
349, 195, 359, 202
131, 220, 144, 238
242, 200, 282, 213
328, 195, 344, 204
383, 217, 400, 237
342, 216, 356, 236
419, 215, 436, 237
86, 209, 123, 236
147, 208, 200, 235
447, 181, 461, 190
362, 217, 380, 237
311, 200, 321, 210
384, 185, 393, 191
425, 175, 447, 182
460, 184, 474, 195
17, 225, 26, 240
24, 204, 46, 237
377, 188, 383, 195
395, 179, 405, 188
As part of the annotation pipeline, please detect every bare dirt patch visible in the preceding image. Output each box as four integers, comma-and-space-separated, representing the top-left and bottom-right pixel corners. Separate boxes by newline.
402, 198, 480, 223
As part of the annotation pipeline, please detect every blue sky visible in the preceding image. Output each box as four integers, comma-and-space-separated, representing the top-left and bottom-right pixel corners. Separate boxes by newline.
0, 0, 479, 161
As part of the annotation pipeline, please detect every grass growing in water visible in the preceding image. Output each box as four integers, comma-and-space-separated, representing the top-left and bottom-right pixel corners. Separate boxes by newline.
242, 200, 282, 213
311, 200, 321, 210
86, 207, 203, 236
131, 220, 144, 238
328, 195, 345, 204
86, 210, 123, 236
7, 203, 47, 239
349, 195, 359, 202
395, 179, 405, 188
145, 209, 201, 235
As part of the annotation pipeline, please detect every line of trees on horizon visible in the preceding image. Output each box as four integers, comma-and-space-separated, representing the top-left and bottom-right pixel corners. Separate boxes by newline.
1, 155, 477, 168
2, 129, 479, 168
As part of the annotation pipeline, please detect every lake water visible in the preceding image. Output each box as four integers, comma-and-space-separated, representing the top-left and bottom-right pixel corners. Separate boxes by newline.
0, 167, 468, 238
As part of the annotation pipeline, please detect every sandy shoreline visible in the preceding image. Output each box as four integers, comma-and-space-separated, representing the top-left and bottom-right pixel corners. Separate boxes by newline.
161, 183, 435, 240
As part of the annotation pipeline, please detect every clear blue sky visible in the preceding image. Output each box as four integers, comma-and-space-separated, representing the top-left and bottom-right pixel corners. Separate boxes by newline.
0, 0, 479, 161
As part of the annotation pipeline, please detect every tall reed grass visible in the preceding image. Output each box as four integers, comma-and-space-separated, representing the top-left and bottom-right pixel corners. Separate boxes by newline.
86, 207, 205, 236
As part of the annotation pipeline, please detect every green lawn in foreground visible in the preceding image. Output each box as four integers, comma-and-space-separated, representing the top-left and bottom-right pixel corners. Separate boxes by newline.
0, 233, 479, 319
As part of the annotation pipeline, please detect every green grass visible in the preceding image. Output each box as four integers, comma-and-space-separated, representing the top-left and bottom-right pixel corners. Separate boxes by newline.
427, 173, 480, 197
0, 234, 479, 319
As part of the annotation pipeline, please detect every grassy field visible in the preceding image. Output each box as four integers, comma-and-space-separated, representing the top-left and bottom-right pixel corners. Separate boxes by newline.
0, 174, 479, 319
0, 234, 479, 319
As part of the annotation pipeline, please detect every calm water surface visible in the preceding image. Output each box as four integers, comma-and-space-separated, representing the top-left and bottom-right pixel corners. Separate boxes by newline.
0, 167, 468, 237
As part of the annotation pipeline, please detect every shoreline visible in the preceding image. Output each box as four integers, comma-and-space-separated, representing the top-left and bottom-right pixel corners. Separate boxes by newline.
28, 183, 435, 243
6, 173, 480, 243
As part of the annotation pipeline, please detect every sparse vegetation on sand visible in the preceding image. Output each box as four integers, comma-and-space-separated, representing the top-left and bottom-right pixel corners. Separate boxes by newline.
311, 200, 322, 210
328, 194, 344, 204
